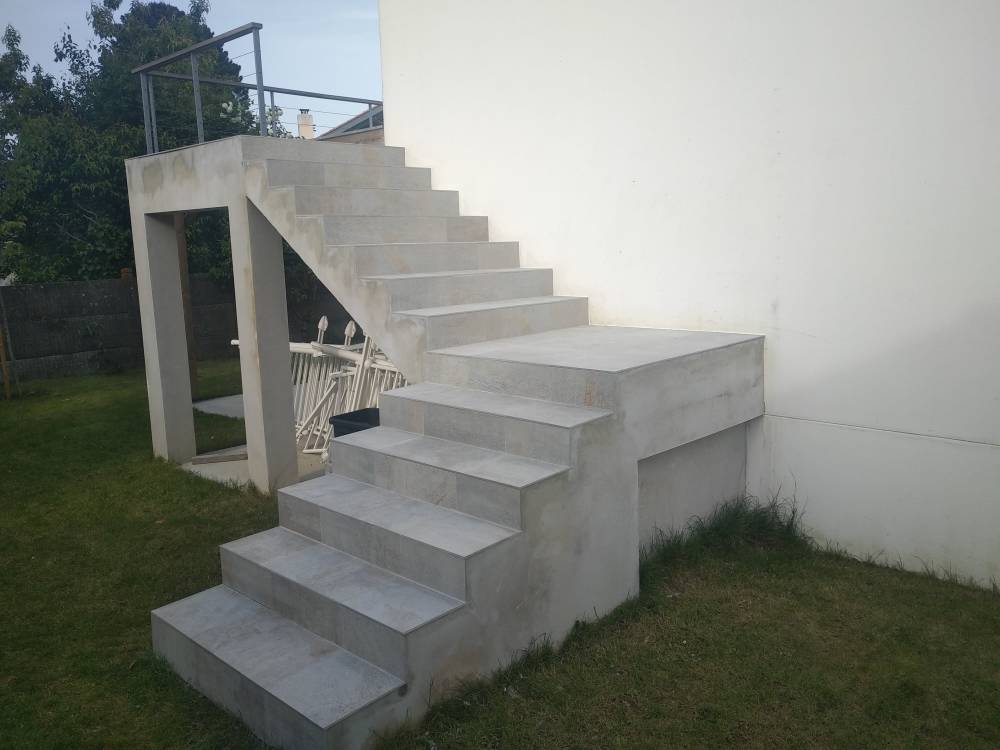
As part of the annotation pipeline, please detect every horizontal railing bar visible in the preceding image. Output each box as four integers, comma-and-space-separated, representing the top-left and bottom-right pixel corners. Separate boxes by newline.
132, 22, 263, 73
145, 70, 382, 106
321, 125, 384, 135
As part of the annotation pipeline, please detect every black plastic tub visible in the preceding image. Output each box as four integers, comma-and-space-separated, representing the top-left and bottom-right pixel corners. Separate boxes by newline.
330, 407, 380, 437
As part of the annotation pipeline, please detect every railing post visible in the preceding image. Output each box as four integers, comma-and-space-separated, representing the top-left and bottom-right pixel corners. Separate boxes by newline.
367, 103, 373, 129
190, 53, 205, 143
140, 73, 153, 154
252, 28, 267, 136
148, 76, 159, 153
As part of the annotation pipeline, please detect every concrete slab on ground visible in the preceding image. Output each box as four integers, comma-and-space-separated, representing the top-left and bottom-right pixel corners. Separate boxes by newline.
182, 445, 325, 486
193, 394, 244, 419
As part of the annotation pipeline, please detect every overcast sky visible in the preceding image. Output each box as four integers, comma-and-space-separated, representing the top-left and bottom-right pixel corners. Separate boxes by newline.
3, 0, 382, 130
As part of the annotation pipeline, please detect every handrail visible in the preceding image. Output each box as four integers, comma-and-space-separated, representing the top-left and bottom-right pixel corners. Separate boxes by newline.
132, 21, 382, 154
145, 70, 382, 107
131, 22, 263, 74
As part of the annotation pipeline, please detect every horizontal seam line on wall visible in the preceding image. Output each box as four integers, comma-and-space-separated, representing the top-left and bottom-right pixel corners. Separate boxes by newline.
765, 413, 1000, 450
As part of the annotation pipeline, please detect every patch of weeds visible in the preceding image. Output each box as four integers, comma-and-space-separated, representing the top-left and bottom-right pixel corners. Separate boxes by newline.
825, 537, 999, 596
642, 494, 811, 573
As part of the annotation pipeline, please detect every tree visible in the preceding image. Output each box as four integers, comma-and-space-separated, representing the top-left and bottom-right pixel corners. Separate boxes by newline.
0, 1, 254, 283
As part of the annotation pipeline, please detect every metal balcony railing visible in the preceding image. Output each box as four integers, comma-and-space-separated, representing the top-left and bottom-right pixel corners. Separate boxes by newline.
131, 22, 382, 154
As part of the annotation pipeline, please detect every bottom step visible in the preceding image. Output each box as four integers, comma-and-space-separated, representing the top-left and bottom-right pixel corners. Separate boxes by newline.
152, 585, 405, 750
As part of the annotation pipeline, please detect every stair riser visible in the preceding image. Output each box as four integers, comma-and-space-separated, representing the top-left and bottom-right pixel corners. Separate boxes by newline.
351, 242, 519, 276
278, 492, 468, 599
424, 353, 619, 407
330, 441, 523, 528
244, 138, 404, 166
324, 216, 488, 245
220, 548, 408, 676
401, 297, 589, 350
370, 269, 553, 311
267, 159, 432, 190
293, 186, 459, 217
380, 394, 576, 465
152, 615, 336, 749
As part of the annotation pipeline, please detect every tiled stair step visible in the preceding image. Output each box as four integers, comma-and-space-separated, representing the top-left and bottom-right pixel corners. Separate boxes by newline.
151, 585, 404, 750
330, 427, 569, 528
320, 214, 488, 244
424, 324, 764, 409
393, 295, 589, 350
347, 241, 520, 276
243, 138, 405, 166
263, 157, 432, 190
220, 527, 463, 676
284, 184, 460, 217
380, 382, 612, 465
278, 473, 519, 599
362, 267, 552, 311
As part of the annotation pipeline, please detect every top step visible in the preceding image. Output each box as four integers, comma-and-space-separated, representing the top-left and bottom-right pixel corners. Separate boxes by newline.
242, 136, 405, 167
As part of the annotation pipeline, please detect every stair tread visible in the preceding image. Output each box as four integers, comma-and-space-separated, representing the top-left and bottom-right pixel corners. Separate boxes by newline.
386, 382, 611, 427
283, 473, 519, 555
258, 157, 430, 190
223, 527, 463, 633
428, 324, 764, 373
334, 427, 569, 487
261, 156, 416, 168
329, 240, 516, 249
362, 267, 547, 281
243, 140, 404, 166
290, 185, 455, 195
283, 185, 460, 218
152, 585, 403, 729
395, 295, 586, 317
315, 214, 489, 220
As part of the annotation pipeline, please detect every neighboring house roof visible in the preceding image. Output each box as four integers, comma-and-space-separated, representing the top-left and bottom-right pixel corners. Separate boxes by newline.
316, 105, 383, 140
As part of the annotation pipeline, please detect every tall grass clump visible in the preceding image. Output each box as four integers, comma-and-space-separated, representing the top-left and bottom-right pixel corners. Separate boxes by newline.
642, 495, 811, 574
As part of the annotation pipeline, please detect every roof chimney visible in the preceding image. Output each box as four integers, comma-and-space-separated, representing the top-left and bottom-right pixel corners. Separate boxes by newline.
297, 109, 315, 139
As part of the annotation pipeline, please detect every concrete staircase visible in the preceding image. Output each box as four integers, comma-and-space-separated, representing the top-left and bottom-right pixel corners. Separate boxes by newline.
239, 138, 588, 380
152, 137, 764, 749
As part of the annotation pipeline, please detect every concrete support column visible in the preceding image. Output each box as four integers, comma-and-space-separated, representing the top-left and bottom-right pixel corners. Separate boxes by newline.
132, 212, 196, 462
229, 197, 298, 491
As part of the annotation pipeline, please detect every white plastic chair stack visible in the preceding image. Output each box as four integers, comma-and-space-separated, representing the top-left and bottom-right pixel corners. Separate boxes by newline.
290, 319, 406, 456
235, 317, 406, 456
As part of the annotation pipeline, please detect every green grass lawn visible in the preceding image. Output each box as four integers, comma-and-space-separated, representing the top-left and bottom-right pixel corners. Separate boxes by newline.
190, 357, 244, 403
0, 364, 266, 749
190, 357, 246, 453
1, 368, 998, 749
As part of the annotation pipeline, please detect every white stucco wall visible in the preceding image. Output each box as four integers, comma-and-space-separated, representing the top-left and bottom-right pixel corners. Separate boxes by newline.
378, 0, 1000, 583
